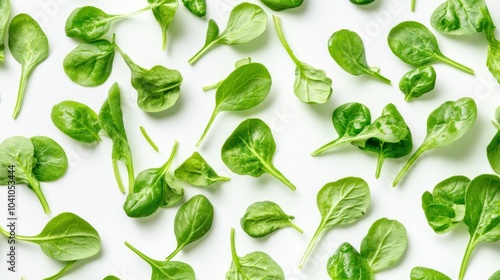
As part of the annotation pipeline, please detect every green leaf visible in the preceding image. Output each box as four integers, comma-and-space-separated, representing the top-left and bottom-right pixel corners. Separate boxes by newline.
360, 218, 407, 272
63, 40, 115, 87
488, 130, 500, 175
174, 152, 229, 187
399, 66, 436, 101
51, 101, 101, 143
103, 276, 120, 280
8, 14, 49, 119
240, 201, 303, 238
326, 242, 374, 280
149, 0, 179, 50
182, 0, 206, 17
350, 0, 376, 4
328, 29, 391, 84
197, 63, 272, 146
388, 21, 474, 74
31, 136, 68, 182
410, 266, 451, 280
65, 6, 118, 41
431, 0, 489, 35
299, 177, 370, 268
393, 97, 477, 186
221, 118, 297, 191
260, 0, 303, 11
0, 0, 10, 61
490, 270, 500, 280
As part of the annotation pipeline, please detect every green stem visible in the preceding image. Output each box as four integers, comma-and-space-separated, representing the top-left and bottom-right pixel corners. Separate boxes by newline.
125, 241, 156, 264
159, 140, 179, 176
0, 226, 9, 237
265, 164, 297, 191
311, 138, 348, 156
12, 65, 32, 119
392, 145, 427, 187
113, 41, 141, 73
165, 245, 183, 262
437, 55, 474, 75
161, 27, 168, 51
411, 0, 415, 11
375, 152, 385, 179
492, 120, 500, 130
114, 4, 155, 19
43, 260, 77, 280
367, 70, 392, 85
112, 159, 126, 194
273, 15, 301, 66
298, 223, 324, 269
29, 176, 51, 214
289, 221, 304, 234
202, 80, 223, 91
459, 237, 476, 280
140, 126, 160, 152
196, 108, 218, 147
188, 41, 217, 65
230, 228, 243, 272
126, 157, 135, 195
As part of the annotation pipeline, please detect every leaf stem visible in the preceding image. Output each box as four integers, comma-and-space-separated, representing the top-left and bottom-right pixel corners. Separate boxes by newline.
196, 108, 218, 147
230, 228, 244, 272
459, 237, 476, 280
272, 15, 301, 66
165, 245, 183, 262
437, 55, 474, 75
411, 0, 415, 11
492, 120, 500, 130
29, 176, 51, 214
0, 226, 9, 237
367, 70, 392, 84
289, 221, 304, 234
265, 164, 297, 191
12, 65, 32, 119
140, 126, 160, 152
375, 152, 384, 179
125, 241, 155, 264
392, 144, 426, 187
160, 140, 179, 175
188, 41, 217, 65
202, 80, 223, 91
43, 260, 77, 280
112, 159, 126, 194
126, 157, 135, 194
298, 223, 324, 269
311, 138, 346, 156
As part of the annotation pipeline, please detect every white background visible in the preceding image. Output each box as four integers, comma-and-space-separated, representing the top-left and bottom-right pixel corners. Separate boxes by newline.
0, 0, 500, 279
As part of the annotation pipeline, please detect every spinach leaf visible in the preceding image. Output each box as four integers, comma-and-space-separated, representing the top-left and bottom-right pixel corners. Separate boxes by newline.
182, 0, 205, 17
356, 104, 413, 178
431, 0, 489, 35
51, 101, 101, 144
8, 14, 49, 119
202, 57, 252, 91
388, 21, 474, 74
399, 66, 436, 101
221, 118, 297, 191
326, 242, 374, 280
43, 261, 77, 280
140, 126, 159, 153
411, 267, 451, 280
197, 63, 272, 146
422, 176, 470, 234
174, 151, 230, 187
124, 242, 195, 280
114, 43, 183, 113
63, 39, 115, 87
123, 141, 178, 218
240, 201, 303, 238
0, 212, 101, 261
31, 136, 68, 182
350, 0, 376, 5
273, 15, 332, 104
459, 174, 500, 280
103, 276, 120, 280
166, 194, 214, 261
299, 177, 370, 268
260, 0, 303, 11
188, 2, 267, 65
487, 36, 500, 84
360, 218, 407, 272
393, 97, 477, 186
488, 109, 500, 174
98, 83, 135, 193
328, 29, 391, 84
161, 173, 185, 208
0, 0, 10, 61
491, 270, 500, 280
149, 0, 178, 50
313, 103, 409, 156
226, 228, 284, 279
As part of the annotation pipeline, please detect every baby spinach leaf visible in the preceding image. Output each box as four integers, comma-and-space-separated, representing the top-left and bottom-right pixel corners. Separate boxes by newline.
188, 2, 267, 65
0, 136, 35, 185
221, 118, 297, 191
174, 151, 230, 187
0, 212, 101, 261
166, 194, 214, 261
422, 176, 470, 234
202, 57, 252, 91
0, 0, 10, 61
487, 37, 500, 84
63, 39, 115, 87
399, 66, 436, 101
114, 43, 183, 113
125, 242, 195, 280
161, 173, 185, 208
51, 101, 101, 144
124, 141, 178, 218
103, 276, 120, 280
393, 97, 477, 186
140, 126, 159, 153
182, 0, 205, 17
360, 218, 407, 272
240, 201, 303, 238
197, 63, 272, 146
273, 15, 332, 104
488, 110, 500, 174
328, 29, 391, 84
226, 228, 284, 279
356, 104, 413, 178
411, 267, 451, 280
459, 174, 500, 280
326, 242, 374, 280
299, 177, 370, 268
350, 0, 376, 5
98, 83, 135, 193
8, 14, 49, 119
43, 261, 77, 280
431, 0, 489, 35
260, 0, 303, 11
31, 136, 68, 182
149, 0, 178, 50
491, 270, 500, 280
388, 21, 474, 74
313, 103, 409, 156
